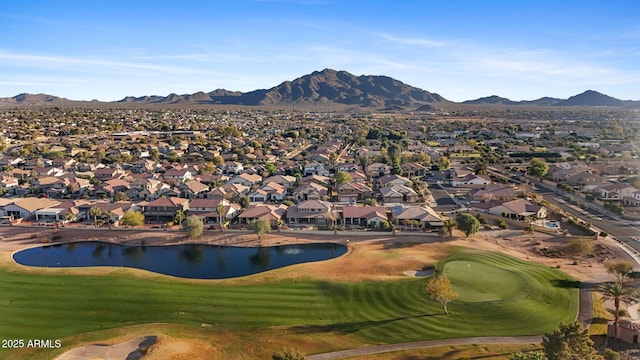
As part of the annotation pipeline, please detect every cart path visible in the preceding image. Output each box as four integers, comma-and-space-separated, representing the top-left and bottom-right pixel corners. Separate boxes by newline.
306, 336, 543, 360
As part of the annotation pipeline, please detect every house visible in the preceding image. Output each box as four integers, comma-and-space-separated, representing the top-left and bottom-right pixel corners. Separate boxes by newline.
162, 167, 193, 184
394, 205, 444, 229
93, 178, 130, 198
187, 198, 238, 225
342, 205, 388, 228
624, 190, 640, 207
138, 197, 189, 222
2, 198, 61, 220
451, 173, 492, 188
32, 176, 66, 195
566, 172, 607, 191
222, 161, 244, 174
78, 201, 136, 225
179, 179, 210, 198
286, 200, 335, 226
0, 175, 19, 192
237, 204, 287, 225
31, 166, 64, 178
303, 162, 330, 176
228, 173, 263, 188
366, 163, 390, 178
207, 183, 250, 200
292, 182, 328, 201
379, 174, 411, 188
262, 175, 297, 189
126, 178, 171, 201
608, 319, 640, 345
347, 171, 367, 183
338, 182, 373, 203
337, 163, 359, 172
488, 199, 547, 220
248, 182, 287, 202
62, 176, 91, 197
33, 200, 90, 223
94, 167, 124, 181
599, 183, 637, 201
299, 174, 331, 187
401, 162, 429, 178
471, 184, 518, 203
380, 185, 419, 204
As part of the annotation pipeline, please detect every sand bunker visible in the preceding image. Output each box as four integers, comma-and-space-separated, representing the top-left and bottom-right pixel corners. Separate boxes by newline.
54, 336, 156, 360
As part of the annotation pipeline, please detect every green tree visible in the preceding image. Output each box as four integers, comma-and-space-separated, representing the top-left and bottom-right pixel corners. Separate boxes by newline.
120, 210, 144, 227
443, 218, 456, 238
437, 156, 450, 171
182, 215, 204, 239
605, 260, 634, 285
174, 209, 186, 227
510, 351, 547, 360
113, 191, 129, 202
265, 163, 277, 176
239, 195, 250, 209
528, 158, 549, 181
542, 321, 602, 360
599, 282, 640, 340
63, 212, 76, 223
455, 213, 480, 237
334, 171, 352, 185
425, 276, 458, 315
88, 206, 102, 227
248, 218, 271, 241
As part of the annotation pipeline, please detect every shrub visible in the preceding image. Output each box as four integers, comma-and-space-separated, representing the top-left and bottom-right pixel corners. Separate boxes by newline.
602, 348, 620, 360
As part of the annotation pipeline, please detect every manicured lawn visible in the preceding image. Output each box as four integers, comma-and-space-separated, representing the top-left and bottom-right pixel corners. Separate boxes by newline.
0, 248, 578, 346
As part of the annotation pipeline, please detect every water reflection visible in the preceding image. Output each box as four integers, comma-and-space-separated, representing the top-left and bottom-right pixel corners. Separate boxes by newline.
179, 245, 204, 265
249, 247, 271, 269
13, 241, 347, 279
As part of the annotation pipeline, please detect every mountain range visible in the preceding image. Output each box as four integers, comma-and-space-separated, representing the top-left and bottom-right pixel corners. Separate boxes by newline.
1, 69, 638, 109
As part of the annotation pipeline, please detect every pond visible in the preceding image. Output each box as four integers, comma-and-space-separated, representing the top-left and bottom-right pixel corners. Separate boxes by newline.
12, 241, 347, 279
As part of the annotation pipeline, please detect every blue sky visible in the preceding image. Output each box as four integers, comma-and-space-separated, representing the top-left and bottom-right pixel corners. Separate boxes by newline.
1, 0, 639, 102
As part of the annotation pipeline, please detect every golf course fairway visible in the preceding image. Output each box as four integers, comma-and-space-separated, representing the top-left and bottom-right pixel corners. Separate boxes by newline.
1, 247, 578, 355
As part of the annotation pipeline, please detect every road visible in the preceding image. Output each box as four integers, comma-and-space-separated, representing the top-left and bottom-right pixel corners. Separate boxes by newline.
491, 167, 640, 254
532, 180, 640, 253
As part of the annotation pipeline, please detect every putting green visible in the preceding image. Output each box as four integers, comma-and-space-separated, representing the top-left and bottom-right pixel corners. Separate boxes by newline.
443, 260, 526, 302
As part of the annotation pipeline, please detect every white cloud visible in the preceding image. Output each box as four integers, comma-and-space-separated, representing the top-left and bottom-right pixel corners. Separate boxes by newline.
376, 33, 446, 48
0, 50, 225, 76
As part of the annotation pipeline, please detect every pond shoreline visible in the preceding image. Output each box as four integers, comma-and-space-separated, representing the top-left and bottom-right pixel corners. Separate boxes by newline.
12, 240, 348, 280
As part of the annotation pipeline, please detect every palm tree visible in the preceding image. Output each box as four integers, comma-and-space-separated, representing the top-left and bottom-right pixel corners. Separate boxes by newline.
599, 281, 640, 340
216, 203, 225, 231
88, 206, 102, 227
443, 218, 456, 238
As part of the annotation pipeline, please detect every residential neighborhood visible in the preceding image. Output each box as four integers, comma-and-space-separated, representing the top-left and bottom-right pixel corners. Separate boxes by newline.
0, 106, 638, 237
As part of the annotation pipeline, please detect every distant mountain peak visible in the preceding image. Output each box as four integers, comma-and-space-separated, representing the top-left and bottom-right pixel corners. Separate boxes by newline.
110, 68, 449, 109
557, 90, 626, 107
